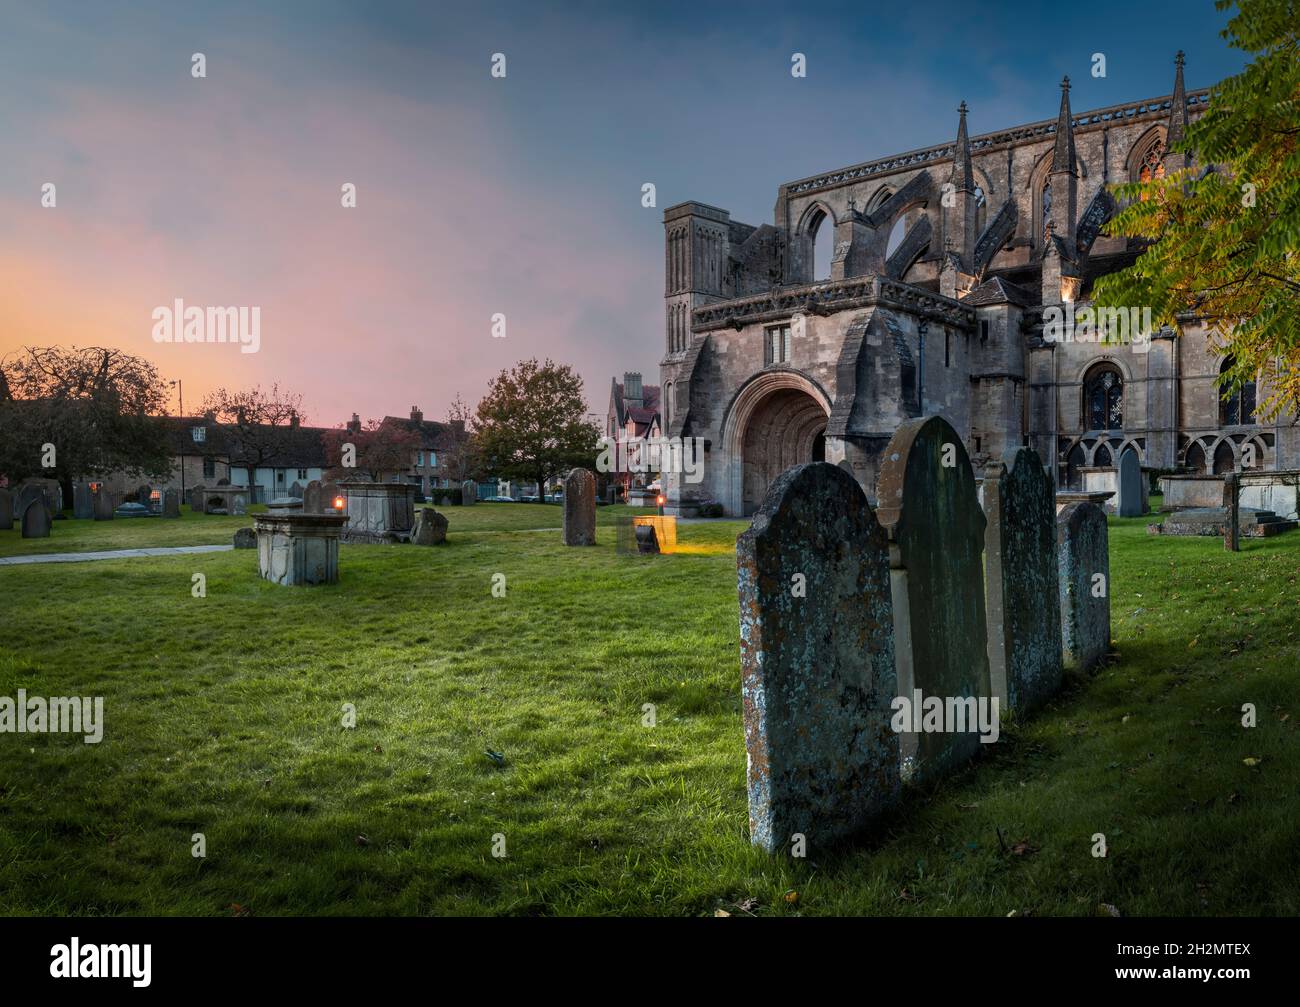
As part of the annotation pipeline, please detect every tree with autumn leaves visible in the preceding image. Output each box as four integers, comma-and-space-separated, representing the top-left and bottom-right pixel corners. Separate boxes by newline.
1092, 0, 1299, 419
472, 358, 600, 496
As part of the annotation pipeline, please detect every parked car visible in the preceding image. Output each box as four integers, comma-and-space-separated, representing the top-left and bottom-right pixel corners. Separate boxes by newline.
484, 495, 515, 503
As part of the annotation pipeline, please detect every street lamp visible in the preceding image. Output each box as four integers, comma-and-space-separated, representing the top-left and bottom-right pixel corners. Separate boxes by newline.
170, 379, 185, 500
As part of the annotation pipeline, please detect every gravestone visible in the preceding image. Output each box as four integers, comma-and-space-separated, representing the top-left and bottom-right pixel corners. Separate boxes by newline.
0, 488, 12, 530
411, 507, 448, 545
634, 524, 660, 554
16, 484, 46, 524
1057, 502, 1111, 672
232, 495, 247, 516
562, 469, 596, 546
606, 486, 617, 505
983, 448, 1063, 714
302, 480, 323, 514
876, 416, 992, 782
1224, 472, 1240, 552
21, 499, 51, 538
737, 462, 899, 854
461, 480, 477, 506
163, 488, 180, 518
73, 482, 94, 520
190, 485, 206, 514
232, 527, 257, 548
289, 481, 304, 499
1117, 449, 1142, 517
93, 486, 114, 521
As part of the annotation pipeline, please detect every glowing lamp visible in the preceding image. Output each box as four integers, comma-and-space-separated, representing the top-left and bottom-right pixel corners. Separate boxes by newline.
333, 496, 346, 511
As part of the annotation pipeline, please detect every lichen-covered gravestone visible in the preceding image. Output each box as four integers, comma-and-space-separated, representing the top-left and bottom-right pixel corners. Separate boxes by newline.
190, 485, 206, 514
983, 448, 1063, 713
562, 469, 596, 546
289, 481, 304, 499
21, 499, 51, 538
162, 488, 181, 518
73, 483, 94, 520
876, 416, 992, 782
738, 462, 899, 854
1057, 501, 1111, 671
410, 506, 448, 545
16, 485, 46, 525
1117, 448, 1142, 517
302, 480, 323, 514
0, 488, 12, 530
461, 480, 477, 506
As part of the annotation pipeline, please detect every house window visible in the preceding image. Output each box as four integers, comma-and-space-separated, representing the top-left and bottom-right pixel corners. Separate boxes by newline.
297, 468, 308, 480
1219, 357, 1256, 425
416, 451, 424, 467
203, 458, 216, 479
428, 450, 436, 467
191, 426, 206, 443
276, 471, 285, 484
765, 324, 792, 365
1083, 364, 1124, 431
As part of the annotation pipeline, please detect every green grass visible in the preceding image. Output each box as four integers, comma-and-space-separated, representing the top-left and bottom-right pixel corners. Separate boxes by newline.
0, 502, 655, 556
0, 508, 1296, 916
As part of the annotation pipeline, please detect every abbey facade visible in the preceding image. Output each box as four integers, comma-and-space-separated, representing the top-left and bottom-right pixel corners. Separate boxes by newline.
660, 55, 1294, 516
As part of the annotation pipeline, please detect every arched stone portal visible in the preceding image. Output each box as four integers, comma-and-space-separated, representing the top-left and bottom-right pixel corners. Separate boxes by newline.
721, 371, 831, 516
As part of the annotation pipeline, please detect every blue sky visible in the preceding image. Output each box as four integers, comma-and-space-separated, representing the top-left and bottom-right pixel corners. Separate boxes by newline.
0, 1, 1248, 421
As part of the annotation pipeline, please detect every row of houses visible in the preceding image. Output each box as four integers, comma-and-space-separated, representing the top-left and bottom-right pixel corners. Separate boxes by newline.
99, 406, 463, 502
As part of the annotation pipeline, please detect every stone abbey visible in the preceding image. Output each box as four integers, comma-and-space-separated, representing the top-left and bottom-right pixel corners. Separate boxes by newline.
659, 54, 1290, 516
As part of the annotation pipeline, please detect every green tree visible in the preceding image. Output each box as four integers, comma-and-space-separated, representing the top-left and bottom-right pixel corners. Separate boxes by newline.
0, 345, 172, 492
1092, 0, 1299, 419
473, 359, 599, 496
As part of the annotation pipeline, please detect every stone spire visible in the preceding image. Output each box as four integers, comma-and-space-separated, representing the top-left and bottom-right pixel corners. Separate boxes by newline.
950, 100, 974, 193
1165, 51, 1190, 173
1051, 76, 1077, 176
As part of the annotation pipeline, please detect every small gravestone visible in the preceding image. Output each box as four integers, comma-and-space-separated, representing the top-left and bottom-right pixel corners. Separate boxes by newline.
17, 485, 46, 525
983, 448, 1063, 714
634, 524, 660, 553
232, 494, 247, 517
562, 469, 596, 546
289, 481, 304, 499
303, 480, 323, 513
737, 462, 900, 854
606, 486, 617, 505
411, 507, 448, 545
73, 482, 94, 520
190, 485, 206, 514
21, 499, 51, 538
0, 488, 12, 530
876, 416, 992, 782
163, 488, 181, 518
233, 527, 257, 548
1057, 502, 1111, 672
93, 486, 114, 521
461, 480, 477, 506
1117, 449, 1142, 517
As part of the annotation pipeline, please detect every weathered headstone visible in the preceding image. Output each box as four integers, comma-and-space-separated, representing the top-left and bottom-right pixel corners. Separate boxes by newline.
0, 488, 12, 530
737, 462, 900, 854
983, 448, 1063, 714
93, 486, 114, 521
1057, 501, 1111, 672
562, 469, 596, 546
1117, 448, 1142, 517
232, 493, 247, 517
21, 499, 51, 538
289, 481, 304, 499
16, 485, 46, 525
163, 488, 180, 518
876, 416, 993, 782
190, 485, 206, 514
73, 482, 94, 520
232, 527, 257, 549
410, 507, 448, 545
303, 480, 323, 514
461, 479, 477, 506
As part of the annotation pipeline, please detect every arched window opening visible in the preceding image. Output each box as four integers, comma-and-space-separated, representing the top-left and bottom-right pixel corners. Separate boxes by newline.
1219, 357, 1256, 425
1083, 364, 1123, 431
1213, 441, 1236, 475
886, 215, 909, 257
810, 208, 833, 282
1041, 178, 1053, 244
973, 184, 988, 236
1185, 442, 1206, 474
1138, 140, 1166, 184
1065, 443, 1086, 490
1095, 443, 1113, 468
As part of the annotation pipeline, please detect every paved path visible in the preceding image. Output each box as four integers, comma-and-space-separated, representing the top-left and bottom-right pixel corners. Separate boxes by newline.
0, 545, 234, 567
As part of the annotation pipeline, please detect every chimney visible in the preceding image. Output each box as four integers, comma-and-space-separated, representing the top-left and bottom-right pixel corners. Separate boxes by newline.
623, 372, 643, 408
410, 406, 423, 424
347, 412, 361, 434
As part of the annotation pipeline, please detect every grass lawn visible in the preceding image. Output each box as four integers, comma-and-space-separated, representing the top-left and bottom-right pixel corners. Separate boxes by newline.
0, 507, 1296, 916
0, 501, 655, 557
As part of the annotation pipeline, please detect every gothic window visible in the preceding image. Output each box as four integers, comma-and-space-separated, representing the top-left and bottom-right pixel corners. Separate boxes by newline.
1138, 139, 1166, 184
973, 184, 987, 235
1065, 443, 1086, 490
1083, 364, 1123, 431
1219, 357, 1256, 425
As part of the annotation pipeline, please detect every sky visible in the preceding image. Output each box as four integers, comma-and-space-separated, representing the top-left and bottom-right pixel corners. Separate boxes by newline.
0, 0, 1250, 426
